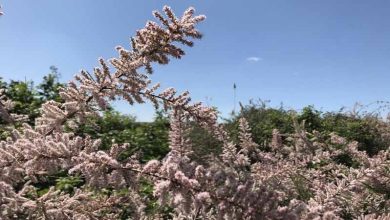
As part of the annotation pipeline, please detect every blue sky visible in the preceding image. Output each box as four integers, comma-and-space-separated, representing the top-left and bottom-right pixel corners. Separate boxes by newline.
1, 1, 390, 121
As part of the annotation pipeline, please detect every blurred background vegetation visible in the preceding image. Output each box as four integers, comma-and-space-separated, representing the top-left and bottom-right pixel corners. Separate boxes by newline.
2, 67, 389, 158
1, 68, 390, 218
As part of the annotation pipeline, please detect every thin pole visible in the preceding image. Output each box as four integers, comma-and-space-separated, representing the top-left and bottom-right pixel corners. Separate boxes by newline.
233, 83, 237, 114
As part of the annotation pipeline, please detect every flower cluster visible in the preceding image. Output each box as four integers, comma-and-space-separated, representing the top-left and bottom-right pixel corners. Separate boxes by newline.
35, 6, 207, 136
0, 5, 389, 220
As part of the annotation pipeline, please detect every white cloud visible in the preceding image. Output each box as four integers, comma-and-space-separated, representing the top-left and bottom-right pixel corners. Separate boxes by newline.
246, 57, 262, 62
292, 72, 300, 76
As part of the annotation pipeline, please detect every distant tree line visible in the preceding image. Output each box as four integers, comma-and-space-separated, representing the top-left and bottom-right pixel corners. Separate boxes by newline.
2, 70, 388, 162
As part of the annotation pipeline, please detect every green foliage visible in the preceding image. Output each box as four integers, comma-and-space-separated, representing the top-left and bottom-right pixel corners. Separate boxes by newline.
321, 112, 388, 156
2, 68, 389, 164
3, 80, 41, 124
188, 123, 222, 161
2, 72, 390, 218
227, 100, 390, 157
290, 173, 313, 201
30, 171, 84, 197
77, 110, 170, 162
225, 100, 295, 150
297, 106, 322, 132
1, 69, 169, 161
0, 66, 64, 126
3, 70, 388, 162
55, 175, 84, 194
333, 153, 360, 168
36, 66, 63, 102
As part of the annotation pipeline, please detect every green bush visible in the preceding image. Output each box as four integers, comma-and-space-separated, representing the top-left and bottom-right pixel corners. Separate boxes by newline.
76, 110, 170, 162
226, 101, 390, 156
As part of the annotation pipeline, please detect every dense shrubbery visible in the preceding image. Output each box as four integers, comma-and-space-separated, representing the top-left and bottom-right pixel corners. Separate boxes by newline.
3, 77, 388, 161
0, 6, 389, 219
77, 110, 170, 162
0, 68, 63, 139
234, 102, 389, 153
1, 69, 390, 219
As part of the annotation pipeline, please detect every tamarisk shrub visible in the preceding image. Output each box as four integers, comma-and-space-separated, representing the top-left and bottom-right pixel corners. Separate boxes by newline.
1, 6, 390, 220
